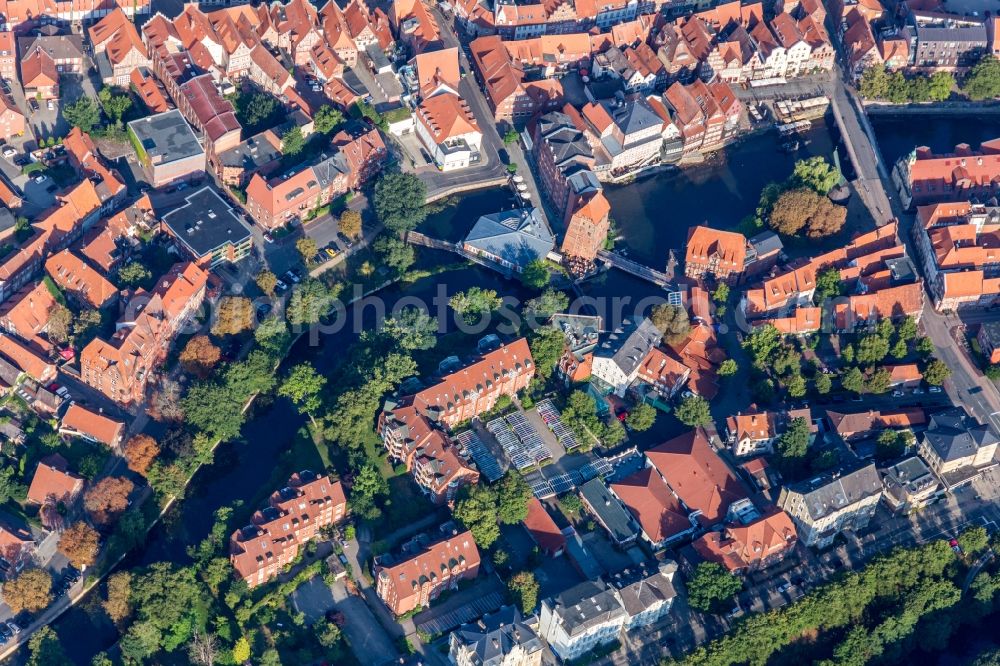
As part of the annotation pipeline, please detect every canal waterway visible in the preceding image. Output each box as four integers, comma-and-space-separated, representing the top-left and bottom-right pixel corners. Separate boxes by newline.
41, 113, 1000, 664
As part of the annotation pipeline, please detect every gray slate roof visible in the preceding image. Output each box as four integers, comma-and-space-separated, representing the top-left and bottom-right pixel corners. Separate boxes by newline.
923, 409, 998, 463
915, 24, 987, 43
450, 606, 543, 666
594, 317, 662, 377
161, 186, 252, 257
127, 109, 205, 165
748, 230, 783, 257
18, 34, 84, 60
543, 580, 625, 637
579, 478, 636, 544
218, 132, 283, 170
785, 462, 882, 520
880, 456, 937, 504
607, 560, 678, 617
464, 208, 554, 270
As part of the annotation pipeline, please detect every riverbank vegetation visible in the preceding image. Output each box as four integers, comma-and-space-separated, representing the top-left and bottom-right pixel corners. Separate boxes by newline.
741, 157, 846, 240
677, 527, 1000, 666
859, 55, 1000, 103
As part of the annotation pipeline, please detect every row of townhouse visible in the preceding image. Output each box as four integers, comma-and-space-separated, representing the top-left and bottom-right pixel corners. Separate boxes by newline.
911, 200, 1000, 311
243, 126, 386, 230
379, 339, 534, 504
653, 0, 834, 85
450, 0, 669, 38
894, 138, 1000, 210
230, 471, 348, 588
0, 0, 149, 30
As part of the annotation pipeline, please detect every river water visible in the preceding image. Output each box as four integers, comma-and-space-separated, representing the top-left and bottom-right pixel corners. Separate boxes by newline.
42, 113, 1000, 664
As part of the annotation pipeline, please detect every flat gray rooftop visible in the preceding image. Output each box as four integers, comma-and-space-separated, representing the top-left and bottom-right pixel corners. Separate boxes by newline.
128, 109, 205, 164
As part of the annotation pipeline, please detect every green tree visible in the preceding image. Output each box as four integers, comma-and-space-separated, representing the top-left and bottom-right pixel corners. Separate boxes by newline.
279, 362, 326, 426
841, 367, 865, 393
255, 314, 290, 353
928, 71, 954, 101
898, 316, 919, 341
182, 381, 246, 441
4, 568, 52, 614
234, 88, 280, 132
288, 280, 338, 327
876, 429, 904, 460
687, 562, 742, 613
232, 637, 251, 663
349, 463, 388, 519
650, 303, 690, 344
450, 287, 503, 323
814, 372, 832, 394
314, 105, 345, 134
891, 338, 909, 359
281, 126, 305, 156
814, 267, 843, 303
923, 359, 951, 385
454, 484, 501, 548
524, 288, 569, 321
508, 571, 539, 614
718, 359, 738, 377
963, 54, 1000, 101
373, 172, 427, 234
856, 334, 890, 364
27, 627, 67, 666
626, 402, 657, 431
0, 465, 26, 504
675, 394, 711, 427
383, 307, 437, 350
867, 367, 892, 394
915, 336, 935, 355
958, 526, 990, 555
373, 235, 415, 275
497, 473, 532, 524
117, 261, 151, 287
744, 325, 781, 368
786, 373, 807, 398
520, 259, 549, 289
503, 129, 519, 145
63, 98, 100, 133
712, 283, 730, 304
776, 417, 811, 476
792, 156, 840, 195
859, 66, 890, 99
98, 87, 132, 125
527, 326, 566, 379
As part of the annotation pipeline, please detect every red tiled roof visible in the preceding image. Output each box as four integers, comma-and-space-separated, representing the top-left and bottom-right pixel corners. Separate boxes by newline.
685, 226, 747, 273
45, 249, 118, 310
691, 507, 796, 571
27, 454, 83, 505
0, 281, 57, 342
0, 333, 54, 382
611, 466, 690, 543
60, 404, 123, 446
522, 497, 565, 554
645, 428, 748, 525
374, 529, 480, 613
416, 93, 480, 144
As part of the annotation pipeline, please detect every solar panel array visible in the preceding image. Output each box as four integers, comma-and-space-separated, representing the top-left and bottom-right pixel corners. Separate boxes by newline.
527, 475, 554, 499
535, 399, 580, 451
454, 430, 504, 482
486, 415, 551, 471
580, 458, 613, 481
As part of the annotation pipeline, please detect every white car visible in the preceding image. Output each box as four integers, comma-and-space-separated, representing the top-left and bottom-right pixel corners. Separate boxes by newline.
929, 386, 943, 393
32, 174, 47, 184
1, 147, 15, 158
46, 100, 54, 111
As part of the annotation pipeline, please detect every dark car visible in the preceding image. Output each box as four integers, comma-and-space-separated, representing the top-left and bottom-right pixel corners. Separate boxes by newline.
337, 232, 354, 248
0, 624, 12, 640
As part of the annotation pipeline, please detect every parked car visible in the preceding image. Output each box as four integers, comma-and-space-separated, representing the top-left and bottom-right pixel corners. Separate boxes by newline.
263, 232, 275, 244
284, 270, 301, 284
929, 386, 943, 394
324, 245, 339, 259
32, 174, 47, 184
337, 232, 354, 248
0, 623, 12, 640
55, 387, 70, 400
28, 99, 38, 112
46, 100, 54, 111
1, 146, 16, 159
275, 279, 288, 293
949, 538, 962, 555
7, 621, 21, 635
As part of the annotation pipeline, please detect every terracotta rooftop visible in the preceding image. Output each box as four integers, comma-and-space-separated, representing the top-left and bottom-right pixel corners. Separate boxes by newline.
691, 507, 797, 571
27, 454, 84, 505
685, 225, 747, 273
376, 528, 480, 606
416, 92, 481, 144
522, 497, 566, 554
645, 428, 749, 526
45, 249, 118, 310
611, 466, 691, 543
60, 404, 124, 446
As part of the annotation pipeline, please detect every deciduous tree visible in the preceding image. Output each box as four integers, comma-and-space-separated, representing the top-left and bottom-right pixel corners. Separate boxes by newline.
675, 394, 712, 427
313, 105, 345, 134
373, 172, 428, 234
103, 571, 132, 625
296, 236, 319, 265
4, 568, 52, 614
373, 235, 415, 274
449, 287, 502, 323
255, 315, 290, 353
527, 326, 566, 380
650, 303, 690, 344
508, 571, 539, 614
255, 270, 278, 296
339, 209, 362, 239
211, 296, 254, 336
923, 359, 951, 385
687, 562, 741, 613
281, 126, 305, 156
454, 484, 501, 549
626, 402, 657, 431
124, 434, 160, 475
179, 335, 222, 378
63, 98, 100, 133
27, 626, 66, 666
519, 259, 549, 289
718, 359, 738, 377
497, 473, 531, 524
769, 187, 847, 238
47, 304, 72, 344
383, 307, 437, 351
57, 521, 100, 569
278, 362, 326, 426
84, 476, 134, 526
792, 156, 840, 195
117, 261, 151, 287
963, 54, 1000, 101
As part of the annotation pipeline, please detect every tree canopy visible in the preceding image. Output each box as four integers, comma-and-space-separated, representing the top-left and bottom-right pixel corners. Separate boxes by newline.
373, 172, 428, 234
768, 187, 846, 238
650, 303, 690, 344
963, 55, 1000, 101
675, 394, 712, 427
687, 562, 741, 613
